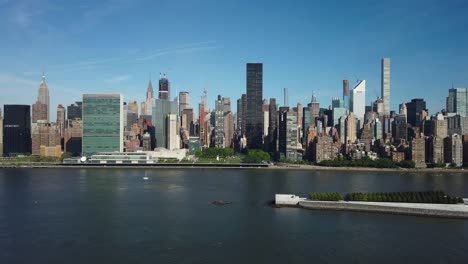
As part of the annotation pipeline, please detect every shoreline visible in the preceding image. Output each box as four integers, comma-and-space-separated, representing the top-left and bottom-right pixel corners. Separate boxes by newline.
0, 163, 467, 173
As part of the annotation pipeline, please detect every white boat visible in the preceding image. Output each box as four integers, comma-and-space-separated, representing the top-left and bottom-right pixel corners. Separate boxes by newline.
143, 177, 149, 180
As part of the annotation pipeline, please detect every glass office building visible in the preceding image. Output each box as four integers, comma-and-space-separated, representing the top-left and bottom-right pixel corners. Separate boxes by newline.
447, 88, 468, 117
82, 94, 123, 157
152, 98, 177, 148
3, 105, 31, 156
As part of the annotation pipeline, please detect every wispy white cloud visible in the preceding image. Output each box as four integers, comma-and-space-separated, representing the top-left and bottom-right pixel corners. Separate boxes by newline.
105, 74, 132, 83
0, 73, 37, 87
41, 41, 218, 74
136, 45, 218, 61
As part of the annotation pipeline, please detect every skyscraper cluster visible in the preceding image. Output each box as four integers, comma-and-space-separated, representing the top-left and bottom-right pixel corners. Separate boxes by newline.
3, 58, 468, 167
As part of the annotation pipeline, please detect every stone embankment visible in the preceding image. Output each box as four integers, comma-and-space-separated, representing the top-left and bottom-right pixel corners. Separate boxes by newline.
297, 200, 468, 219
275, 195, 468, 219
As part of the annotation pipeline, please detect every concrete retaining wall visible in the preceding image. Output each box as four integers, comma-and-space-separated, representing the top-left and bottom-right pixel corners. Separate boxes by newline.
298, 201, 468, 219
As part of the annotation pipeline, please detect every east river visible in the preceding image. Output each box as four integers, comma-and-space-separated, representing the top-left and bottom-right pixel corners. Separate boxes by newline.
0, 168, 467, 263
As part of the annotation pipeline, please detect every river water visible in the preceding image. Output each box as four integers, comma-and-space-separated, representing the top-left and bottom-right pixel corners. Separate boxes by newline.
0, 168, 467, 263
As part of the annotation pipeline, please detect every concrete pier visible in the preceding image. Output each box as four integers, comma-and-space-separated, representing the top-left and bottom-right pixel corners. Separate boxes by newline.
275, 194, 468, 219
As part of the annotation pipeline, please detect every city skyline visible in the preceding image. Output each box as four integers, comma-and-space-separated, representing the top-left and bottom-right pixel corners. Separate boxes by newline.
1, 0, 468, 120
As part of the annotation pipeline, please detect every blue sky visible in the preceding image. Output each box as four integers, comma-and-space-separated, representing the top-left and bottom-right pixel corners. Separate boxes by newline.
1, 0, 467, 120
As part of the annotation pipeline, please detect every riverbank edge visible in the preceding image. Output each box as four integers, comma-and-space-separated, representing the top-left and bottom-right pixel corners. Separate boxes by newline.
0, 163, 467, 173
294, 200, 468, 219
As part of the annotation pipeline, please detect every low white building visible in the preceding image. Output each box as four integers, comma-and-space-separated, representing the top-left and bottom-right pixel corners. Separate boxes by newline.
148, 148, 187, 161
275, 194, 300, 205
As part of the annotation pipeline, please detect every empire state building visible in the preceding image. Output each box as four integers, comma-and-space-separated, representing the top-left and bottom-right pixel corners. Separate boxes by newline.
32, 73, 50, 123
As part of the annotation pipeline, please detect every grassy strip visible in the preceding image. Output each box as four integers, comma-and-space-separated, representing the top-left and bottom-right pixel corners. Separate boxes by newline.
345, 191, 464, 204
309, 192, 343, 201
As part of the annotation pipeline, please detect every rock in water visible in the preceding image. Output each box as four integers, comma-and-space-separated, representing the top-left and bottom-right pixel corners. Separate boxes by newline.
212, 200, 232, 206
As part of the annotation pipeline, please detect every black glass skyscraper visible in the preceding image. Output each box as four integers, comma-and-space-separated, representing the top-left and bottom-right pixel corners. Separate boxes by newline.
406, 98, 426, 127
3, 105, 31, 156
67, 102, 82, 120
245, 63, 263, 149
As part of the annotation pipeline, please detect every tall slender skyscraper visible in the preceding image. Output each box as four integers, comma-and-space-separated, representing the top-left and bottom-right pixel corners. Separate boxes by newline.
284, 88, 288, 107
245, 63, 263, 149
214, 95, 225, 148
381, 58, 390, 114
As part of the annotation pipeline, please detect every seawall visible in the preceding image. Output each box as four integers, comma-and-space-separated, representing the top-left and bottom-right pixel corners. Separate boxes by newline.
296, 200, 468, 219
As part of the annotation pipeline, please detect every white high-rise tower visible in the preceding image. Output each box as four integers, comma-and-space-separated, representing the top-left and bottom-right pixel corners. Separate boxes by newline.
350, 80, 366, 127
381, 58, 390, 114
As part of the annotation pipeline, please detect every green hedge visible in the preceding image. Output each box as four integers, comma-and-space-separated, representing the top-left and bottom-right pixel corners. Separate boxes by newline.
345, 191, 464, 204
195, 148, 234, 158
318, 157, 415, 168
309, 192, 343, 201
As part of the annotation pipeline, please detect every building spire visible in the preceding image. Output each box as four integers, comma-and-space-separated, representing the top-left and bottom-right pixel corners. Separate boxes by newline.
41, 72, 46, 84
146, 78, 154, 99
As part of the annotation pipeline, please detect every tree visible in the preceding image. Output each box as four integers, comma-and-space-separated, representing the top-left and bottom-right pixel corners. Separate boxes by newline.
242, 150, 270, 163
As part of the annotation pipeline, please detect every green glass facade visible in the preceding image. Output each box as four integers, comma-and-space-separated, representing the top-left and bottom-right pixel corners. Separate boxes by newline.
82, 94, 123, 157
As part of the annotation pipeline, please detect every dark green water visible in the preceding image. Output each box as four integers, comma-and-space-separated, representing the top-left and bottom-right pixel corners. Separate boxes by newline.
0, 168, 467, 263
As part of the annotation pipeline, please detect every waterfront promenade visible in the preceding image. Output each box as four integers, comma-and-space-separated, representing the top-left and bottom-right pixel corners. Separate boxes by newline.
2, 162, 468, 173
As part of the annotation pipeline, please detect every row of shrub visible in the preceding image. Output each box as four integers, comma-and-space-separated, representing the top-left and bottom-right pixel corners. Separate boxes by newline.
345, 191, 464, 204
309, 192, 343, 201
194, 148, 234, 158
318, 157, 415, 168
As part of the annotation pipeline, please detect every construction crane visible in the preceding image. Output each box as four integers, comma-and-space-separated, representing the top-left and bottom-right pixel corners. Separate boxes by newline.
354, 74, 360, 83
